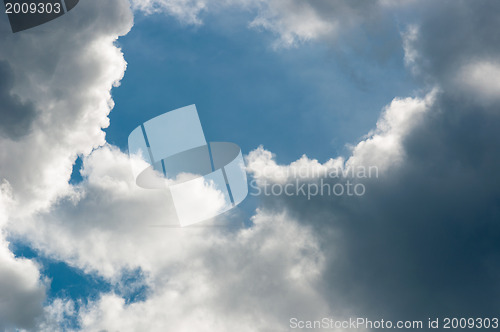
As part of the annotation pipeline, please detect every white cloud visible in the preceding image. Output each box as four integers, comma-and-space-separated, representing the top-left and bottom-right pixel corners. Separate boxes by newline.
401, 25, 420, 74
36, 299, 76, 332
131, 0, 207, 24
74, 209, 329, 332
5, 145, 331, 331
0, 0, 133, 215
456, 60, 500, 104
0, 0, 133, 328
0, 183, 46, 330
246, 147, 345, 185
247, 91, 436, 183
128, 0, 392, 48
248, 0, 337, 48
346, 90, 436, 171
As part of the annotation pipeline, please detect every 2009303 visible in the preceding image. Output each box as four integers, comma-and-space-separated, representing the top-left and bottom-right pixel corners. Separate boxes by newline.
5, 2, 62, 14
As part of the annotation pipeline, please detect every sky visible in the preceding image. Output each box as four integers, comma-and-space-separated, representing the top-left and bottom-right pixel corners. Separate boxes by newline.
107, 8, 416, 162
0, 0, 499, 331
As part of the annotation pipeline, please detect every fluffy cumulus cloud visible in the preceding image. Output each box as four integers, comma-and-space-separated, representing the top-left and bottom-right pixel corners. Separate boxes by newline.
0, 0, 133, 213
10, 145, 331, 331
0, 0, 133, 328
0, 183, 46, 330
76, 210, 328, 332
36, 299, 76, 332
1, 0, 500, 331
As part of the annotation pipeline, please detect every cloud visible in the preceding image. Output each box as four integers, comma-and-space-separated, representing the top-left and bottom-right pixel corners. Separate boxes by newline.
243, 3, 500, 319
247, 0, 339, 48
0, 61, 38, 140
401, 0, 500, 92
0, 0, 133, 214
131, 0, 207, 24
74, 209, 329, 332
247, 86, 500, 323
8, 146, 331, 331
36, 299, 76, 332
129, 0, 394, 48
401, 25, 419, 74
0, 183, 46, 330
456, 60, 500, 104
0, 0, 133, 328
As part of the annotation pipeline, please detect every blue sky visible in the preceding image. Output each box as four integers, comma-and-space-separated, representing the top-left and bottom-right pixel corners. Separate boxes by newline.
107, 9, 417, 163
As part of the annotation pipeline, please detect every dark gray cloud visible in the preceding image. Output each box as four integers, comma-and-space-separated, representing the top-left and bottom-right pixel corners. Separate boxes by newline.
253, 93, 500, 328
248, 0, 500, 327
403, 0, 500, 88
0, 60, 37, 139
